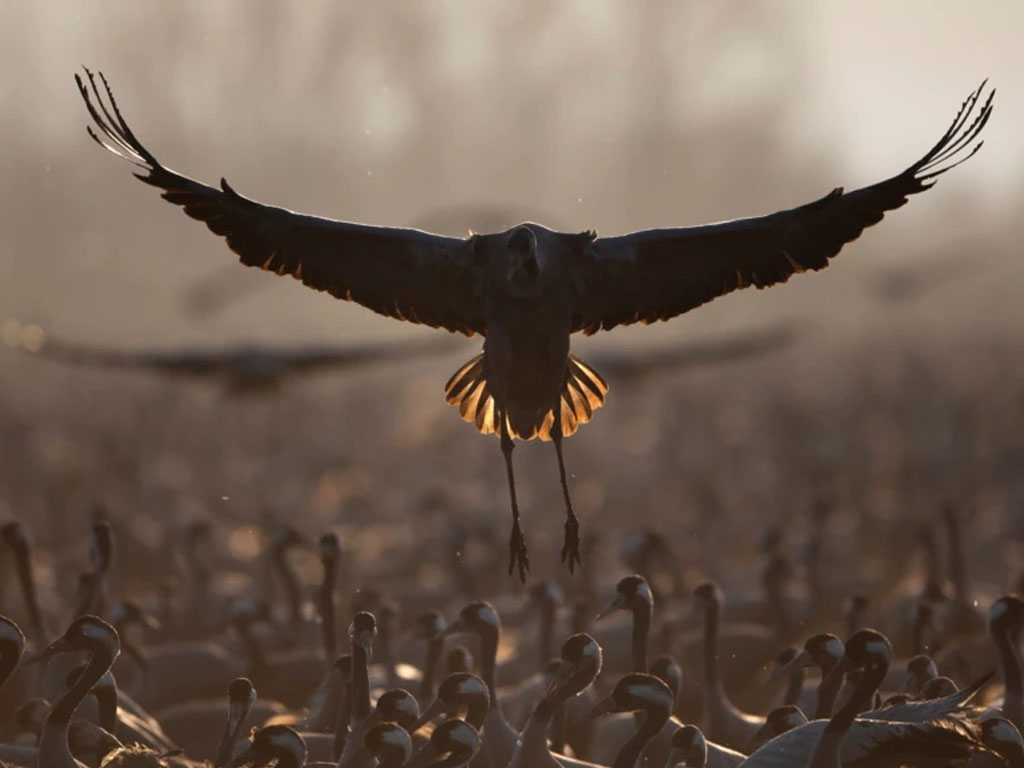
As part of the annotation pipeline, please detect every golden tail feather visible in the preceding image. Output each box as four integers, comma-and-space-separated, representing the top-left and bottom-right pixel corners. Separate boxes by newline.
444, 353, 608, 441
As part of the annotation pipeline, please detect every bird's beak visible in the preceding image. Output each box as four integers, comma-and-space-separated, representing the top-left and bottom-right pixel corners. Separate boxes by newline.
582, 695, 616, 722
543, 660, 574, 700
409, 696, 445, 733
227, 743, 256, 767
771, 649, 813, 681
442, 618, 467, 638
596, 595, 625, 621
352, 630, 376, 658
25, 635, 72, 665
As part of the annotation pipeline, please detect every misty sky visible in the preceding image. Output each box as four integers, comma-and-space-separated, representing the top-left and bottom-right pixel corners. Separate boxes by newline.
1, 2, 1020, 347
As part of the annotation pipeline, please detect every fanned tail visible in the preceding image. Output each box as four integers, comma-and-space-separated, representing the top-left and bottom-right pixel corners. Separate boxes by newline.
444, 353, 608, 441
444, 353, 498, 436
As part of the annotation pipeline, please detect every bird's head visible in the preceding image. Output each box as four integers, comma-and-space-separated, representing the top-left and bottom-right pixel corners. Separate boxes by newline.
989, 596, 1024, 642
349, 612, 378, 655
671, 724, 708, 768
27, 615, 119, 665
505, 225, 541, 284
229, 724, 306, 768
375, 689, 420, 730
597, 575, 653, 620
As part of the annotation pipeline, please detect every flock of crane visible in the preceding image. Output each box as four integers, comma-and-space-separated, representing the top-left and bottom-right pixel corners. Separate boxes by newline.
0, 66, 1015, 767
0, 509, 1022, 767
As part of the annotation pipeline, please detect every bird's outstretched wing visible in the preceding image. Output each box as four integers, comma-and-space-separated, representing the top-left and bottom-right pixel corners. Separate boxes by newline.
589, 323, 796, 382
77, 69, 485, 337
271, 335, 463, 374
571, 83, 993, 335
26, 338, 234, 376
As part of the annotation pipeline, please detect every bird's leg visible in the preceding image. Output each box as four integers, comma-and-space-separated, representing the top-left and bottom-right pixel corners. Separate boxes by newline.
552, 421, 581, 573
500, 409, 529, 582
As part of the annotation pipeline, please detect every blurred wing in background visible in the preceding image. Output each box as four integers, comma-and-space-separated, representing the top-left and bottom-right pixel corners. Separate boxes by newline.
77, 69, 485, 337
24, 337, 228, 377
572, 83, 993, 335
589, 324, 797, 383
16, 330, 464, 389
268, 335, 464, 376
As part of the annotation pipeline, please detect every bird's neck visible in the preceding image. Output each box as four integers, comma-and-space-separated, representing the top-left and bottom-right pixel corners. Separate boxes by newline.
701, 602, 722, 690
41, 644, 115, 768
995, 628, 1024, 732
477, 625, 499, 701
93, 683, 118, 734
613, 705, 670, 768
810, 660, 887, 768
214, 703, 244, 768
421, 636, 444, 702
464, 696, 489, 730
631, 601, 652, 674
320, 558, 338, 662
332, 680, 353, 760
352, 642, 372, 722
815, 658, 844, 720
784, 666, 805, 707
13, 545, 45, 642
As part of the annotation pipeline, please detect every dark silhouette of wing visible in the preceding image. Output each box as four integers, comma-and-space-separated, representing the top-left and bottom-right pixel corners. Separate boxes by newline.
270, 336, 462, 375
571, 83, 993, 335
27, 339, 234, 377
23, 333, 463, 384
589, 324, 796, 382
867, 255, 977, 305
77, 69, 484, 337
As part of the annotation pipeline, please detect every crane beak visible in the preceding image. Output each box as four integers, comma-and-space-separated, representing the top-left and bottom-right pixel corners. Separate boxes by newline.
581, 694, 617, 722
596, 594, 625, 621
770, 649, 813, 681
24, 635, 73, 665
409, 696, 446, 733
441, 617, 468, 638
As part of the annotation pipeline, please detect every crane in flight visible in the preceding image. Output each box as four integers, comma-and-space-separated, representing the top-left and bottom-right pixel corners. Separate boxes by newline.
76, 69, 992, 580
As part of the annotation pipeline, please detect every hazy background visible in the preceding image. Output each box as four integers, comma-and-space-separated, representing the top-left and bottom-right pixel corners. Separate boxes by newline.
1, 3, 1023, 590
2, 1, 1022, 346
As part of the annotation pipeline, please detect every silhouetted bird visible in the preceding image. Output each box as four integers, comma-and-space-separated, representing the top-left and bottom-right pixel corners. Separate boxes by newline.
77, 69, 992, 580
16, 331, 457, 395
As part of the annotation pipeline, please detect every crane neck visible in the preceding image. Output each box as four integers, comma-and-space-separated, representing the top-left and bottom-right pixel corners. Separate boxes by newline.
270, 544, 302, 632
320, 556, 338, 662
614, 703, 671, 768
351, 640, 372, 722
814, 655, 844, 720
12, 543, 45, 643
701, 599, 722, 690
40, 640, 117, 768
809, 659, 888, 768
994, 627, 1024, 733
631, 598, 652, 674
783, 665, 805, 707
476, 623, 499, 701
421, 635, 444, 702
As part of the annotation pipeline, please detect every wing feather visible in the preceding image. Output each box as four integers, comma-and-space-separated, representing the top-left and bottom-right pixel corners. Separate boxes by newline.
572, 83, 993, 334
77, 69, 485, 337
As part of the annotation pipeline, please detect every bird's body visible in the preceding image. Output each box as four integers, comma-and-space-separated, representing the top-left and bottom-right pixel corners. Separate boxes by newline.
77, 69, 992, 579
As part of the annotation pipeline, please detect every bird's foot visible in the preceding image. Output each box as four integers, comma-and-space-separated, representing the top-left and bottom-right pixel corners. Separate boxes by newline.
508, 518, 530, 583
561, 514, 581, 573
